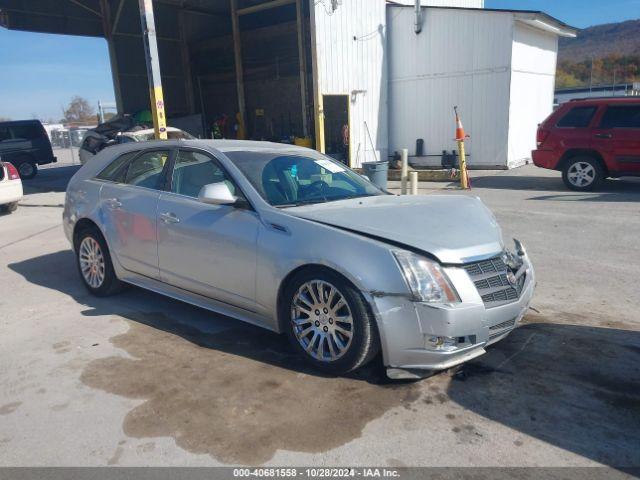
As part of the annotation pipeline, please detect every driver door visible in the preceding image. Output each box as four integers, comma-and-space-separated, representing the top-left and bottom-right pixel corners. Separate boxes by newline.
157, 149, 260, 312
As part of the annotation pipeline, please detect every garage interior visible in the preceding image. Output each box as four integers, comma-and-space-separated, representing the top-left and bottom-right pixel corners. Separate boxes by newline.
0, 0, 318, 150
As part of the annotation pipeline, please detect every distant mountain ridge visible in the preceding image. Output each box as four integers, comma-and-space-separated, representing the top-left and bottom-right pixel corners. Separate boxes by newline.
558, 18, 640, 61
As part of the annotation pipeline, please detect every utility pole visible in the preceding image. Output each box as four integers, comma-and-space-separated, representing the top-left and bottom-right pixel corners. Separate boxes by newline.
138, 0, 168, 140
98, 100, 105, 124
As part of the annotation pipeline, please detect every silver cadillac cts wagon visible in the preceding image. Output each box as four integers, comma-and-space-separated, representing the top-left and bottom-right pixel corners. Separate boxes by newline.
63, 140, 535, 379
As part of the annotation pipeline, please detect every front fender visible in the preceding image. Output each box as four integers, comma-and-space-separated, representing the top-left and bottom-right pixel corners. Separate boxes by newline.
255, 211, 410, 332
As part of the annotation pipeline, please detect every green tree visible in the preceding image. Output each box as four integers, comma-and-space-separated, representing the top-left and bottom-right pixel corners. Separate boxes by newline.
62, 96, 95, 123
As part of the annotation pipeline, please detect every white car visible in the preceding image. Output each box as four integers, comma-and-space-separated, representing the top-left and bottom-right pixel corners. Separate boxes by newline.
0, 161, 23, 213
79, 127, 194, 165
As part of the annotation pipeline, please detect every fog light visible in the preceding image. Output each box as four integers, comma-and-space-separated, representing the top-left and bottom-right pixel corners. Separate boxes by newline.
426, 335, 458, 352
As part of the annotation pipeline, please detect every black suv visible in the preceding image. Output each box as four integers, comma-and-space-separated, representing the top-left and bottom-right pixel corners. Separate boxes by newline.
0, 120, 57, 179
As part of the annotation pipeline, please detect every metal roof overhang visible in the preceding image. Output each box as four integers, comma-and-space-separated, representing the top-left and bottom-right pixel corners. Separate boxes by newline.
514, 12, 577, 38
0, 0, 232, 38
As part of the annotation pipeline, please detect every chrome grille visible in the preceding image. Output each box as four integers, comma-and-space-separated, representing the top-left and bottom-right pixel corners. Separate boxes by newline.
463, 255, 525, 308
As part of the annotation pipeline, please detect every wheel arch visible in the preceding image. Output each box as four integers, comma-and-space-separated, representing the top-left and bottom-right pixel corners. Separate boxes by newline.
72, 217, 106, 252
558, 149, 609, 176
275, 263, 374, 334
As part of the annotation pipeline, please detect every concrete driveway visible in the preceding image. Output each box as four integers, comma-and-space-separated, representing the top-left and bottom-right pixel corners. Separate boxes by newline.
0, 164, 638, 467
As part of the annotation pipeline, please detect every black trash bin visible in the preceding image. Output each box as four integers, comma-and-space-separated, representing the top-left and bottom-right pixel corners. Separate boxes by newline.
362, 160, 389, 190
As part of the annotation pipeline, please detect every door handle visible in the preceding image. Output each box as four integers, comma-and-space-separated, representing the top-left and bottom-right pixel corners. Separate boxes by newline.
595, 133, 612, 139
160, 212, 180, 224
105, 198, 122, 209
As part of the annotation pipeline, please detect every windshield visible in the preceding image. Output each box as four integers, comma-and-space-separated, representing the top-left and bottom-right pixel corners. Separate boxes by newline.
225, 150, 385, 207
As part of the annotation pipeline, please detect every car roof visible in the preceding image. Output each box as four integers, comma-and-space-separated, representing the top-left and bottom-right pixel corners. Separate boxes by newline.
566, 97, 640, 106
71, 139, 315, 184
111, 139, 313, 154
0, 119, 43, 126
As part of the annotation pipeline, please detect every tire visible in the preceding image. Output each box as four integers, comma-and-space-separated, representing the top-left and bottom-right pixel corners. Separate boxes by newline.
75, 226, 125, 297
16, 159, 38, 180
562, 156, 603, 191
0, 202, 18, 213
282, 269, 380, 375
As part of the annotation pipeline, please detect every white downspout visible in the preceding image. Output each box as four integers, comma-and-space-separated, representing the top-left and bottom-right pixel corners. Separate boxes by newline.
414, 0, 423, 34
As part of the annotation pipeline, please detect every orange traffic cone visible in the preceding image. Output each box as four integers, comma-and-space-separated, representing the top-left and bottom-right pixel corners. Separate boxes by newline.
454, 106, 467, 141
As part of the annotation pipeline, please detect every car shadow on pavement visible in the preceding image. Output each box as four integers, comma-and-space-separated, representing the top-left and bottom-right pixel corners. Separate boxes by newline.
470, 174, 640, 200
448, 318, 640, 468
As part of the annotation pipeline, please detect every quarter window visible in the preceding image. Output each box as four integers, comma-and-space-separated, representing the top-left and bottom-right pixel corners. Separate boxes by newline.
600, 106, 640, 129
171, 150, 242, 199
557, 106, 597, 128
95, 151, 139, 182
124, 150, 170, 189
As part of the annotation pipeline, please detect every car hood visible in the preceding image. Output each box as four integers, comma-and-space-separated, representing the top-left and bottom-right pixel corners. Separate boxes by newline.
286, 195, 504, 264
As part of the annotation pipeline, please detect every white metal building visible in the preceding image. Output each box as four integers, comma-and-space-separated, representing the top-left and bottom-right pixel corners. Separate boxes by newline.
387, 5, 577, 168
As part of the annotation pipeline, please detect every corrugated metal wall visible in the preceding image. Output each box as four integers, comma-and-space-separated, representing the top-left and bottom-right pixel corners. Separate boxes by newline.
507, 22, 558, 167
387, 7, 513, 167
311, 0, 388, 166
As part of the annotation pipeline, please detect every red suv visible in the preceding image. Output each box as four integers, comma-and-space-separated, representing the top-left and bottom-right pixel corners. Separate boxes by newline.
532, 98, 640, 190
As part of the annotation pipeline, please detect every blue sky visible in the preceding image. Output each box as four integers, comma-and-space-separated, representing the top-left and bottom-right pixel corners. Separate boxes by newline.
485, 0, 640, 28
0, 28, 113, 121
1, 1, 639, 121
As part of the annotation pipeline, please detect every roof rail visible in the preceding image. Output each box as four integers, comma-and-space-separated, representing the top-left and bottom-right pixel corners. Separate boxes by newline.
569, 96, 638, 102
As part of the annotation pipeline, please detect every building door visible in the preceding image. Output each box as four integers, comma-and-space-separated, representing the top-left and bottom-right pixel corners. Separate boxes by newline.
322, 95, 350, 166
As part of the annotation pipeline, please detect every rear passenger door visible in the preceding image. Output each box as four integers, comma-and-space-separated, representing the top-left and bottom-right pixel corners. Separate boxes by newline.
592, 104, 640, 175
555, 105, 598, 150
99, 149, 173, 279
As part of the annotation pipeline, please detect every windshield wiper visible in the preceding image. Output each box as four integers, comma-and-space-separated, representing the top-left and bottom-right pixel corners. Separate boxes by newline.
276, 199, 328, 208
276, 194, 378, 208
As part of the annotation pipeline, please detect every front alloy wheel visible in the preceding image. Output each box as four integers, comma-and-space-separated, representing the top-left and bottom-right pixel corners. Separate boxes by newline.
284, 270, 379, 374
291, 280, 354, 362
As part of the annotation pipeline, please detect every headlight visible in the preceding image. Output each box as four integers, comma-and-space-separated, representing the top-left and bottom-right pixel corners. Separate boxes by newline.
392, 251, 460, 304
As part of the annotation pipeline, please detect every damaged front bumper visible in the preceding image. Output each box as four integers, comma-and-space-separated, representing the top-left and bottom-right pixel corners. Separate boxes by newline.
372, 250, 536, 380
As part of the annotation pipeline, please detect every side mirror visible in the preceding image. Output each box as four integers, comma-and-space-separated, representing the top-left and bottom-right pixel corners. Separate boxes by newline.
198, 182, 237, 205
359, 173, 370, 181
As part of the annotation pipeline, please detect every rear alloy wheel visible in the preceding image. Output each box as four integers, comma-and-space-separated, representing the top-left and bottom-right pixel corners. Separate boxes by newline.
75, 228, 125, 296
562, 156, 603, 191
17, 161, 37, 180
284, 270, 379, 374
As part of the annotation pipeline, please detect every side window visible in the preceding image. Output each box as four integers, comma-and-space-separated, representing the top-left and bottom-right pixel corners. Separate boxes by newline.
171, 150, 243, 200
96, 151, 139, 182
125, 150, 170, 189
10, 124, 42, 140
557, 106, 597, 128
600, 106, 640, 129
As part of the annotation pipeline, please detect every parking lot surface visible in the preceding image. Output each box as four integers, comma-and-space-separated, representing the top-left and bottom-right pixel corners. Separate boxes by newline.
1, 163, 639, 467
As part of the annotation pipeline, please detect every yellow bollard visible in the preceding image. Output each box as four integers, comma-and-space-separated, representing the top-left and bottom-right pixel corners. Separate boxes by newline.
457, 139, 469, 190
